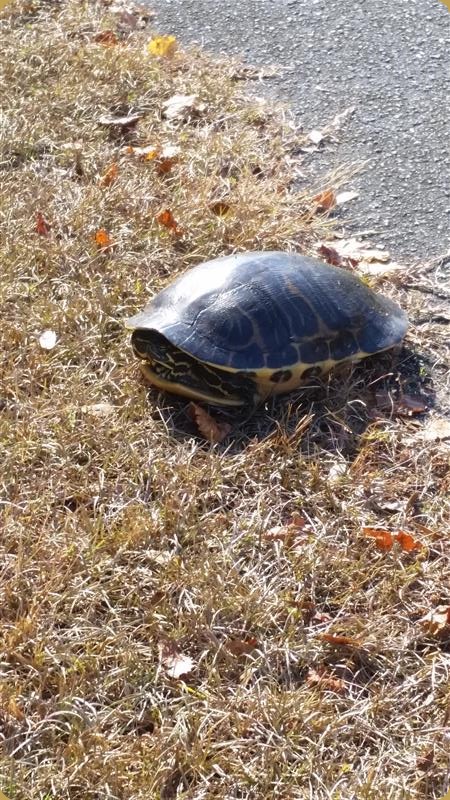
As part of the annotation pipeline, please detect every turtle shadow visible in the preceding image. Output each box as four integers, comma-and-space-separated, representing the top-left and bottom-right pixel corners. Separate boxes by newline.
147, 344, 436, 463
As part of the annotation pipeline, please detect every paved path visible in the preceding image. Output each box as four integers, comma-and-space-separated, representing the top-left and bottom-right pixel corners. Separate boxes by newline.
153, 0, 450, 262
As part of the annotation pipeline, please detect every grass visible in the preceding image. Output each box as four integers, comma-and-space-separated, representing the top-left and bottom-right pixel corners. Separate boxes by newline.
1, 1, 449, 799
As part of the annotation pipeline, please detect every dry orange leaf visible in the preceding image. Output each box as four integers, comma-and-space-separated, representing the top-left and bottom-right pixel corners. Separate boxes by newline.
94, 228, 112, 249
313, 189, 336, 213
363, 527, 421, 552
158, 639, 194, 679
395, 530, 422, 552
363, 527, 394, 551
156, 208, 183, 235
188, 403, 232, 443
36, 212, 50, 236
147, 35, 177, 57
419, 606, 450, 637
226, 636, 258, 656
93, 29, 119, 46
99, 162, 118, 187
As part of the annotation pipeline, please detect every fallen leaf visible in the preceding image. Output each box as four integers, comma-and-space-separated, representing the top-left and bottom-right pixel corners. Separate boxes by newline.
308, 129, 324, 145
306, 666, 346, 693
39, 330, 57, 350
99, 162, 118, 187
313, 189, 336, 213
416, 748, 435, 772
36, 212, 50, 236
155, 145, 180, 175
158, 640, 194, 678
317, 244, 343, 266
363, 527, 395, 550
162, 93, 205, 121
320, 237, 391, 267
94, 228, 113, 248
394, 395, 429, 416
363, 527, 421, 552
375, 391, 429, 417
264, 512, 306, 543
331, 106, 356, 129
188, 403, 232, 443
210, 201, 231, 217
156, 208, 183, 235
126, 144, 159, 159
357, 260, 403, 276
422, 417, 450, 442
147, 34, 177, 57
357, 248, 391, 263
335, 190, 359, 206
226, 636, 258, 656
419, 606, 450, 636
98, 112, 141, 128
93, 29, 119, 45
395, 530, 422, 552
80, 402, 115, 417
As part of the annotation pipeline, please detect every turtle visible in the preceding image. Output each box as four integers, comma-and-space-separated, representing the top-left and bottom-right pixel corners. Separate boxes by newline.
125, 251, 409, 407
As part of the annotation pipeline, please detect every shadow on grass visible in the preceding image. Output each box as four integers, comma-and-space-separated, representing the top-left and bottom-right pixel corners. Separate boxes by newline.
143, 344, 436, 460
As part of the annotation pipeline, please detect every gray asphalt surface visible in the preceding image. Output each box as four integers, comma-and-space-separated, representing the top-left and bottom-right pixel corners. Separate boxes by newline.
153, 0, 450, 261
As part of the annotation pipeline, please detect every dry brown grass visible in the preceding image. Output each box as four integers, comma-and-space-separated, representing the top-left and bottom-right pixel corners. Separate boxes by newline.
1, 2, 450, 799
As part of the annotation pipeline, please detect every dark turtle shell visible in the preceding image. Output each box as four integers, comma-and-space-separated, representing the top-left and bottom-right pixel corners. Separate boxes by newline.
126, 251, 408, 371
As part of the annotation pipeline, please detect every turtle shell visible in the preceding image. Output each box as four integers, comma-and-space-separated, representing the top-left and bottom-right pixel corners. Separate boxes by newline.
126, 251, 408, 372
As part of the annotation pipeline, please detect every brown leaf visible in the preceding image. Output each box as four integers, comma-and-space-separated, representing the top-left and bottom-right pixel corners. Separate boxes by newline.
158, 640, 194, 679
210, 201, 231, 217
99, 162, 118, 187
93, 29, 119, 46
36, 212, 50, 236
416, 748, 435, 772
188, 403, 232, 443
94, 228, 113, 249
363, 527, 422, 553
156, 208, 183, 235
394, 395, 429, 416
226, 636, 258, 656
375, 391, 429, 417
306, 666, 346, 693
313, 189, 336, 213
419, 606, 450, 637
318, 244, 343, 266
155, 145, 180, 175
264, 512, 307, 544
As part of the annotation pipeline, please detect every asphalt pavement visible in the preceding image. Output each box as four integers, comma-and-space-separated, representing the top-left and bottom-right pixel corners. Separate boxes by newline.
152, 0, 450, 262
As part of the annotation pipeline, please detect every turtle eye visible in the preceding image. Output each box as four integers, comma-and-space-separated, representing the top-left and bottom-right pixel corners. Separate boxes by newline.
131, 331, 155, 360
